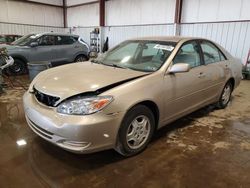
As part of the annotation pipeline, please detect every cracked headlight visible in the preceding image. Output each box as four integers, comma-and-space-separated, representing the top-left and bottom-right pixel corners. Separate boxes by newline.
57, 96, 113, 115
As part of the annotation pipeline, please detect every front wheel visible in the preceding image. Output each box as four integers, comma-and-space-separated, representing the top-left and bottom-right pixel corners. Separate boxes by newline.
216, 81, 233, 109
8, 59, 27, 75
115, 105, 155, 157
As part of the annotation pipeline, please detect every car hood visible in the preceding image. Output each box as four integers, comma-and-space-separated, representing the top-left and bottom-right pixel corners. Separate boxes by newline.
32, 62, 148, 101
0, 44, 28, 51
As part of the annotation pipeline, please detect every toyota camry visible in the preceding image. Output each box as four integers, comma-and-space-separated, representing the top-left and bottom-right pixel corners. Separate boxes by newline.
23, 36, 242, 156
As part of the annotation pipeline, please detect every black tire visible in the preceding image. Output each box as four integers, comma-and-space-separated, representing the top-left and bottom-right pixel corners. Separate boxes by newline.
9, 59, 27, 75
74, 55, 88, 62
216, 81, 233, 109
115, 105, 155, 157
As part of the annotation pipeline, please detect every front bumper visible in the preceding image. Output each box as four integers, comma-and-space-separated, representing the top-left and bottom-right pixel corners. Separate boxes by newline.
23, 92, 125, 154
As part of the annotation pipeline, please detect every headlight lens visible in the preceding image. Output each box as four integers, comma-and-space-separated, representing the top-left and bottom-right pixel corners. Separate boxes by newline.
57, 96, 113, 115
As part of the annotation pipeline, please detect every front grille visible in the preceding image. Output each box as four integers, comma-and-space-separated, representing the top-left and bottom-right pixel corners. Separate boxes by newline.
33, 87, 60, 107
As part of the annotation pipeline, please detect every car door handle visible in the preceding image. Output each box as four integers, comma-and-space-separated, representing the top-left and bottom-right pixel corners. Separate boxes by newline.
198, 72, 206, 78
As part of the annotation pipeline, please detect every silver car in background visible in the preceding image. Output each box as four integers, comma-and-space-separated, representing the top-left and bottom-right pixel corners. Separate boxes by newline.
4, 32, 89, 75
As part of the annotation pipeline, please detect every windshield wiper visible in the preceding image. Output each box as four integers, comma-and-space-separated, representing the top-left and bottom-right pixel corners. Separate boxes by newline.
91, 60, 128, 69
102, 63, 128, 69
110, 63, 127, 69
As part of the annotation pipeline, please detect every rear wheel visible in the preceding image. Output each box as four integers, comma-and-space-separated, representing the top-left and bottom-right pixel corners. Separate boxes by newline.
115, 105, 155, 156
9, 59, 27, 75
216, 81, 233, 109
74, 55, 87, 62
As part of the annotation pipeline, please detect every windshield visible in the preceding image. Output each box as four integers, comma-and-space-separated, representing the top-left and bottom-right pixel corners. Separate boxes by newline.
0, 36, 8, 43
96, 40, 176, 72
11, 34, 39, 46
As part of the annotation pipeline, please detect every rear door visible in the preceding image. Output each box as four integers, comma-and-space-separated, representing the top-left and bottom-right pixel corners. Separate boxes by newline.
53, 35, 78, 65
199, 40, 228, 98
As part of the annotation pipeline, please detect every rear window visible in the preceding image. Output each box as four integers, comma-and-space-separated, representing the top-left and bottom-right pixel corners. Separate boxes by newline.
56, 36, 76, 45
201, 41, 226, 64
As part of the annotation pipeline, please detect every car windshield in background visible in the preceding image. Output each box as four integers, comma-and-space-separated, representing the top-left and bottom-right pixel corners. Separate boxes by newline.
11, 34, 39, 46
0, 36, 8, 43
97, 40, 176, 72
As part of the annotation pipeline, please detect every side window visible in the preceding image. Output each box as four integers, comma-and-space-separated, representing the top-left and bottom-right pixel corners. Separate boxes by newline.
6, 36, 12, 43
56, 36, 76, 45
38, 35, 55, 46
0, 36, 6, 42
201, 41, 226, 64
173, 41, 201, 68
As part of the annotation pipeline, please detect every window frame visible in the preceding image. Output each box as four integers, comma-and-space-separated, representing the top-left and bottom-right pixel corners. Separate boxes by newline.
56, 35, 76, 45
99, 40, 177, 72
36, 35, 56, 46
198, 39, 227, 65
172, 40, 204, 69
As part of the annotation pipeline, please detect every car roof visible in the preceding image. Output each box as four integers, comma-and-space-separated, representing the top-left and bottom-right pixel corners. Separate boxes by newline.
129, 36, 205, 43
0, 34, 22, 36
28, 32, 79, 37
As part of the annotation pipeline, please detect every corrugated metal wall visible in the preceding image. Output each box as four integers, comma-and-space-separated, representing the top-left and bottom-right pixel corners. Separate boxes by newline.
105, 0, 175, 26
182, 0, 250, 23
28, 0, 63, 6
0, 0, 65, 37
103, 0, 176, 48
0, 0, 64, 27
0, 22, 65, 35
103, 24, 175, 48
67, 3, 99, 27
181, 21, 250, 63
66, 0, 96, 6
70, 24, 175, 49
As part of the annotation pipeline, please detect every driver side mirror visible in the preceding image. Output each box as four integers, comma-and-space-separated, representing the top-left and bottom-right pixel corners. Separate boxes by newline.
169, 63, 190, 74
30, 42, 38, 47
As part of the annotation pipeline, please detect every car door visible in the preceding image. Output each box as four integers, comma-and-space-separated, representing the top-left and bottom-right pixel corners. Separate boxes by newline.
53, 35, 77, 65
162, 41, 210, 123
199, 40, 228, 99
28, 35, 56, 62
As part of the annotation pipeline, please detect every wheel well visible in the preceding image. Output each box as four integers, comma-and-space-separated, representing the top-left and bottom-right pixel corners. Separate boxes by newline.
75, 54, 88, 61
136, 101, 160, 131
228, 78, 235, 90
12, 56, 26, 63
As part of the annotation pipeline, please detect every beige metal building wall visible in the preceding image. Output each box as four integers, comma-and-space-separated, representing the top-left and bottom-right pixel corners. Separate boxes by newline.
103, 0, 176, 47
181, 0, 250, 63
0, 0, 64, 35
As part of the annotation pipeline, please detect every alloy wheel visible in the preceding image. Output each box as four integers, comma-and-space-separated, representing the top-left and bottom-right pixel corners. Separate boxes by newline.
126, 115, 151, 150
221, 84, 232, 106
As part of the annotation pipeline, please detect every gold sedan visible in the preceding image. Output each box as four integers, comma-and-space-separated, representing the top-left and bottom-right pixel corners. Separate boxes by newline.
23, 37, 242, 156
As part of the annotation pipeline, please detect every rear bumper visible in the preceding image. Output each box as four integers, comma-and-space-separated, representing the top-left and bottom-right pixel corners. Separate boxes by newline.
23, 92, 125, 154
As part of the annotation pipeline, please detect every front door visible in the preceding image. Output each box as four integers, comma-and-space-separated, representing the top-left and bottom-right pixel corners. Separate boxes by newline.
162, 41, 208, 123
28, 35, 56, 62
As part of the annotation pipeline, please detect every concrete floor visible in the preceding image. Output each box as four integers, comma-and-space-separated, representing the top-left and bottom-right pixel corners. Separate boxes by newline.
0, 76, 250, 188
